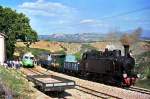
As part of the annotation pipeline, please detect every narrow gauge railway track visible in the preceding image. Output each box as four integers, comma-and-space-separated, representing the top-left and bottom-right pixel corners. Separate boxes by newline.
27, 68, 44, 75
22, 68, 46, 75
127, 86, 150, 95
26, 68, 121, 99
22, 68, 150, 98
21, 68, 37, 75
75, 85, 121, 99
33, 67, 150, 96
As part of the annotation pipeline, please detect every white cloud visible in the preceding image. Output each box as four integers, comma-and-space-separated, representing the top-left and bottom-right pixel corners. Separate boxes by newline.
80, 19, 96, 24
20, 9, 56, 17
17, 1, 115, 34
37, 0, 44, 3
18, 0, 76, 17
79, 19, 110, 28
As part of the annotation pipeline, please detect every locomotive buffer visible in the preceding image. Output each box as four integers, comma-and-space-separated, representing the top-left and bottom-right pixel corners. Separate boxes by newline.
27, 75, 75, 92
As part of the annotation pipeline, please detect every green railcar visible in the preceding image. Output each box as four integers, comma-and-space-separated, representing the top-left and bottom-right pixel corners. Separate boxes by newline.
22, 52, 34, 68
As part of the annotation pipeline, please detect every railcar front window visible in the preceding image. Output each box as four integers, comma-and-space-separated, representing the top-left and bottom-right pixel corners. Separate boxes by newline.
25, 56, 28, 59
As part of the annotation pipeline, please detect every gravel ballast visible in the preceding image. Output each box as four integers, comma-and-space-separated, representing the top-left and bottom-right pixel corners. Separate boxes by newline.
35, 66, 150, 99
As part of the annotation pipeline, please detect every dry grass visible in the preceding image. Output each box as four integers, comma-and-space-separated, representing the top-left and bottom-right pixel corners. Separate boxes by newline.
16, 41, 82, 54
60, 42, 81, 54
16, 40, 149, 55
90, 42, 108, 51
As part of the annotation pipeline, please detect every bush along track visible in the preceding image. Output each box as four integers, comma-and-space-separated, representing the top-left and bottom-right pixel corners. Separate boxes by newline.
135, 51, 150, 89
0, 66, 34, 99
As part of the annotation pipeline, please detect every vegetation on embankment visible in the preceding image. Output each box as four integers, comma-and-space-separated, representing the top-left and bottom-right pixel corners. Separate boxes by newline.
0, 66, 34, 99
135, 51, 150, 79
135, 50, 150, 89
136, 79, 150, 90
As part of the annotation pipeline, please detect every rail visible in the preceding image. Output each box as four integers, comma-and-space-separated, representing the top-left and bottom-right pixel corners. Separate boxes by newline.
127, 86, 150, 95
75, 85, 121, 99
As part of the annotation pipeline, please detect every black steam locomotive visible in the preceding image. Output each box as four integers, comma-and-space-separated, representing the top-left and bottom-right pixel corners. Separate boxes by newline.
40, 45, 138, 87
78, 45, 137, 86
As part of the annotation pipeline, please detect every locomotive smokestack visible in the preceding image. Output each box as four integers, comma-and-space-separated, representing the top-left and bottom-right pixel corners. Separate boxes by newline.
123, 45, 129, 57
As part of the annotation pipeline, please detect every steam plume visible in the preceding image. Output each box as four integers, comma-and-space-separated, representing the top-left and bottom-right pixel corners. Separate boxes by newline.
120, 28, 142, 45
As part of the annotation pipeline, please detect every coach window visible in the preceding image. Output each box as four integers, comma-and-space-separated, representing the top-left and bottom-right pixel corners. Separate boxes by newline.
25, 56, 28, 59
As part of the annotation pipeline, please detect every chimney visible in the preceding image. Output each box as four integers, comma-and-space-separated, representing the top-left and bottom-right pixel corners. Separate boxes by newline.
123, 45, 129, 57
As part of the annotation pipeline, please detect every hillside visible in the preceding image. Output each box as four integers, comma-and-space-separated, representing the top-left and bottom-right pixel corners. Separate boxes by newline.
16, 41, 82, 54
38, 30, 150, 42
16, 40, 124, 55
16, 40, 149, 56
39, 33, 112, 42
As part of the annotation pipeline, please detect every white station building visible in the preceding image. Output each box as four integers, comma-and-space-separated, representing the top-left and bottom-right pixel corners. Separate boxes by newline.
0, 33, 6, 65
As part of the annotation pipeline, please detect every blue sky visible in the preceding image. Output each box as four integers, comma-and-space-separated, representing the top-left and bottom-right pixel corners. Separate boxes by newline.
0, 0, 150, 35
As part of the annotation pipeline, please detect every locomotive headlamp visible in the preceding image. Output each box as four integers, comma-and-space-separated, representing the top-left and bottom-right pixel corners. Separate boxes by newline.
123, 73, 127, 78
137, 74, 140, 78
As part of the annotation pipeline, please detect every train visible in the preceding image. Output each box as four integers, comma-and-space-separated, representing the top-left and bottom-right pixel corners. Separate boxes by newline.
22, 52, 34, 68
39, 45, 138, 87
39, 53, 65, 70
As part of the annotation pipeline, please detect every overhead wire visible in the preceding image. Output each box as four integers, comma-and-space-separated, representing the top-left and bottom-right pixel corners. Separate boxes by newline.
99, 6, 150, 20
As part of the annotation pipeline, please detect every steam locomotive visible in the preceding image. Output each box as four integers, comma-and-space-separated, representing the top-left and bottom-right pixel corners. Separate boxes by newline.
40, 45, 138, 87
78, 45, 137, 86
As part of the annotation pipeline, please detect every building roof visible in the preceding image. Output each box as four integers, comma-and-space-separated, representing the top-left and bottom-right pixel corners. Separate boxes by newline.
0, 33, 7, 38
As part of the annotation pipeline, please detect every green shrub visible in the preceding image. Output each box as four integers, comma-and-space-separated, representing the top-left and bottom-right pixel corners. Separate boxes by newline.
135, 51, 150, 79
146, 67, 150, 79
0, 66, 34, 98
136, 79, 150, 90
74, 52, 82, 61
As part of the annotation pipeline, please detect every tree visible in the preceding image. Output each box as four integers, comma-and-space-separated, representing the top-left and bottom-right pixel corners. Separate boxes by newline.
0, 6, 38, 59
22, 29, 38, 48
15, 13, 38, 48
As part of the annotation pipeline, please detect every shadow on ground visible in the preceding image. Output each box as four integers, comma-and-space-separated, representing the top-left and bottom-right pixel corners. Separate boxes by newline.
44, 91, 72, 98
34, 86, 72, 98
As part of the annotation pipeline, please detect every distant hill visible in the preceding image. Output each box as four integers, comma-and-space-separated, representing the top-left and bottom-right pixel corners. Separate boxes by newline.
141, 30, 150, 38
38, 30, 150, 42
39, 33, 114, 42
38, 35, 50, 40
